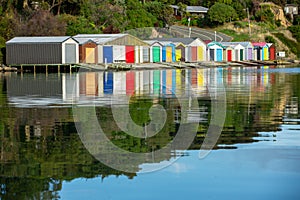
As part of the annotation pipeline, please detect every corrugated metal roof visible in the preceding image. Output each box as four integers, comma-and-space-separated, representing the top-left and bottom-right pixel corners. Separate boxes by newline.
6, 36, 71, 44
74, 34, 127, 38
170, 5, 208, 13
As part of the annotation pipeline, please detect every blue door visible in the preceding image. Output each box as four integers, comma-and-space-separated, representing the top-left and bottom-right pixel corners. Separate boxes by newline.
162, 46, 166, 62
217, 49, 223, 61
103, 46, 113, 63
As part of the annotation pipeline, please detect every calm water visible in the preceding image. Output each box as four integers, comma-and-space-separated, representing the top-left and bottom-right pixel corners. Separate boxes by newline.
0, 66, 300, 199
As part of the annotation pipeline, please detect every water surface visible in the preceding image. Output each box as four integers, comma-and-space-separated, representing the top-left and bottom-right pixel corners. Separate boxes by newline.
0, 65, 299, 199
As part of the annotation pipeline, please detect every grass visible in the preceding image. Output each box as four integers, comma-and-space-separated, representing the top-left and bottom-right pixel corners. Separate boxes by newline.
219, 29, 250, 41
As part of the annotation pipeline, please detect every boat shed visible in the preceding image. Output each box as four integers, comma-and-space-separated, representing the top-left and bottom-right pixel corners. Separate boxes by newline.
6, 36, 79, 65
155, 38, 207, 62
252, 42, 269, 61
73, 37, 98, 64
267, 43, 276, 60
221, 42, 245, 61
239, 42, 254, 61
144, 40, 163, 63
222, 44, 235, 62
207, 41, 224, 61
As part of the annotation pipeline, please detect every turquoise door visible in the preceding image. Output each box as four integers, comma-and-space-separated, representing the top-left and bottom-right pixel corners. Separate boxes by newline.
217, 49, 222, 61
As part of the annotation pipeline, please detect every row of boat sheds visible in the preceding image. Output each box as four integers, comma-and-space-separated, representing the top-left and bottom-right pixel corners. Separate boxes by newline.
5, 33, 277, 66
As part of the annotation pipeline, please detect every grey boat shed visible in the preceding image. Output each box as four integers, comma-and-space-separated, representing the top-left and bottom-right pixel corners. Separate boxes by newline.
6, 36, 79, 65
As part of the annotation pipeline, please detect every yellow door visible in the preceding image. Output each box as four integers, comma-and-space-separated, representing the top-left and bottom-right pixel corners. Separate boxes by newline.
198, 46, 204, 61
176, 49, 181, 61
166, 47, 172, 62
86, 48, 95, 63
263, 47, 268, 60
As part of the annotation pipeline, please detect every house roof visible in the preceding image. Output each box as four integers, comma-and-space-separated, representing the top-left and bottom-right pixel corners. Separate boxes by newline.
170, 5, 209, 13
6, 36, 72, 44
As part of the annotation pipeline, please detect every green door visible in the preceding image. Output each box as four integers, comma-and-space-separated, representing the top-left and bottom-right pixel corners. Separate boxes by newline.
240, 49, 244, 61
152, 46, 160, 62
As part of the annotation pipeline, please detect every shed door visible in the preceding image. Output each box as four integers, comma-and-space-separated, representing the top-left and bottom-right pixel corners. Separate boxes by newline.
257, 49, 261, 60
269, 47, 275, 60
263, 47, 268, 60
86, 47, 95, 63
162, 47, 166, 62
126, 46, 135, 63
166, 46, 172, 62
227, 50, 232, 61
248, 48, 252, 60
240, 49, 244, 61
152, 46, 160, 62
191, 46, 197, 62
143, 47, 149, 62
103, 46, 113, 63
235, 49, 239, 61
176, 49, 181, 61
217, 49, 222, 61
198, 46, 204, 61
209, 49, 214, 61
65, 44, 76, 64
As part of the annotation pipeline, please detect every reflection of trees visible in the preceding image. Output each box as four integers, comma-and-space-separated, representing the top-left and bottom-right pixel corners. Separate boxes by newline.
0, 70, 299, 198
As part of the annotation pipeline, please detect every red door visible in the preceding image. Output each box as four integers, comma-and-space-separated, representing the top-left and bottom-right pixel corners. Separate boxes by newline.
126, 46, 135, 63
269, 46, 275, 60
191, 46, 197, 61
227, 50, 232, 61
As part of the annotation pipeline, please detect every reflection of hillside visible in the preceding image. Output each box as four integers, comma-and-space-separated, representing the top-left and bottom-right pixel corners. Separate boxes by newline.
1, 67, 299, 198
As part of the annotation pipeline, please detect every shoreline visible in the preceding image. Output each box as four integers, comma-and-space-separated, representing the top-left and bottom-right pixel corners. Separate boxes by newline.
1, 59, 299, 73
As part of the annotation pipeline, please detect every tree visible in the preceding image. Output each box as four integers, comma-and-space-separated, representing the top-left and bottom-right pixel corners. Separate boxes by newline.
145, 1, 175, 27
17, 10, 66, 36
207, 2, 238, 25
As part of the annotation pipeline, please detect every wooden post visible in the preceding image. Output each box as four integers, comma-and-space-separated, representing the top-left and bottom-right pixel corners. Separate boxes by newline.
46, 65, 48, 76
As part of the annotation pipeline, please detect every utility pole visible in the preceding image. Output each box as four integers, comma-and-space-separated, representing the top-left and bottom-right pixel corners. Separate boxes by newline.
188, 17, 191, 38
247, 8, 251, 36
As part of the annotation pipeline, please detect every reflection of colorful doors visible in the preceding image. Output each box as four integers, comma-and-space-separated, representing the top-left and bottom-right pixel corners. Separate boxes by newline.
176, 49, 181, 61
103, 72, 113, 94
86, 73, 97, 96
86, 48, 95, 63
126, 71, 135, 95
153, 70, 160, 94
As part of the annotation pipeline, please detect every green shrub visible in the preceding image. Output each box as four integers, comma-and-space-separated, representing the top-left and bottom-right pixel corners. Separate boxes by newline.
274, 33, 300, 57
265, 35, 276, 44
288, 25, 300, 42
